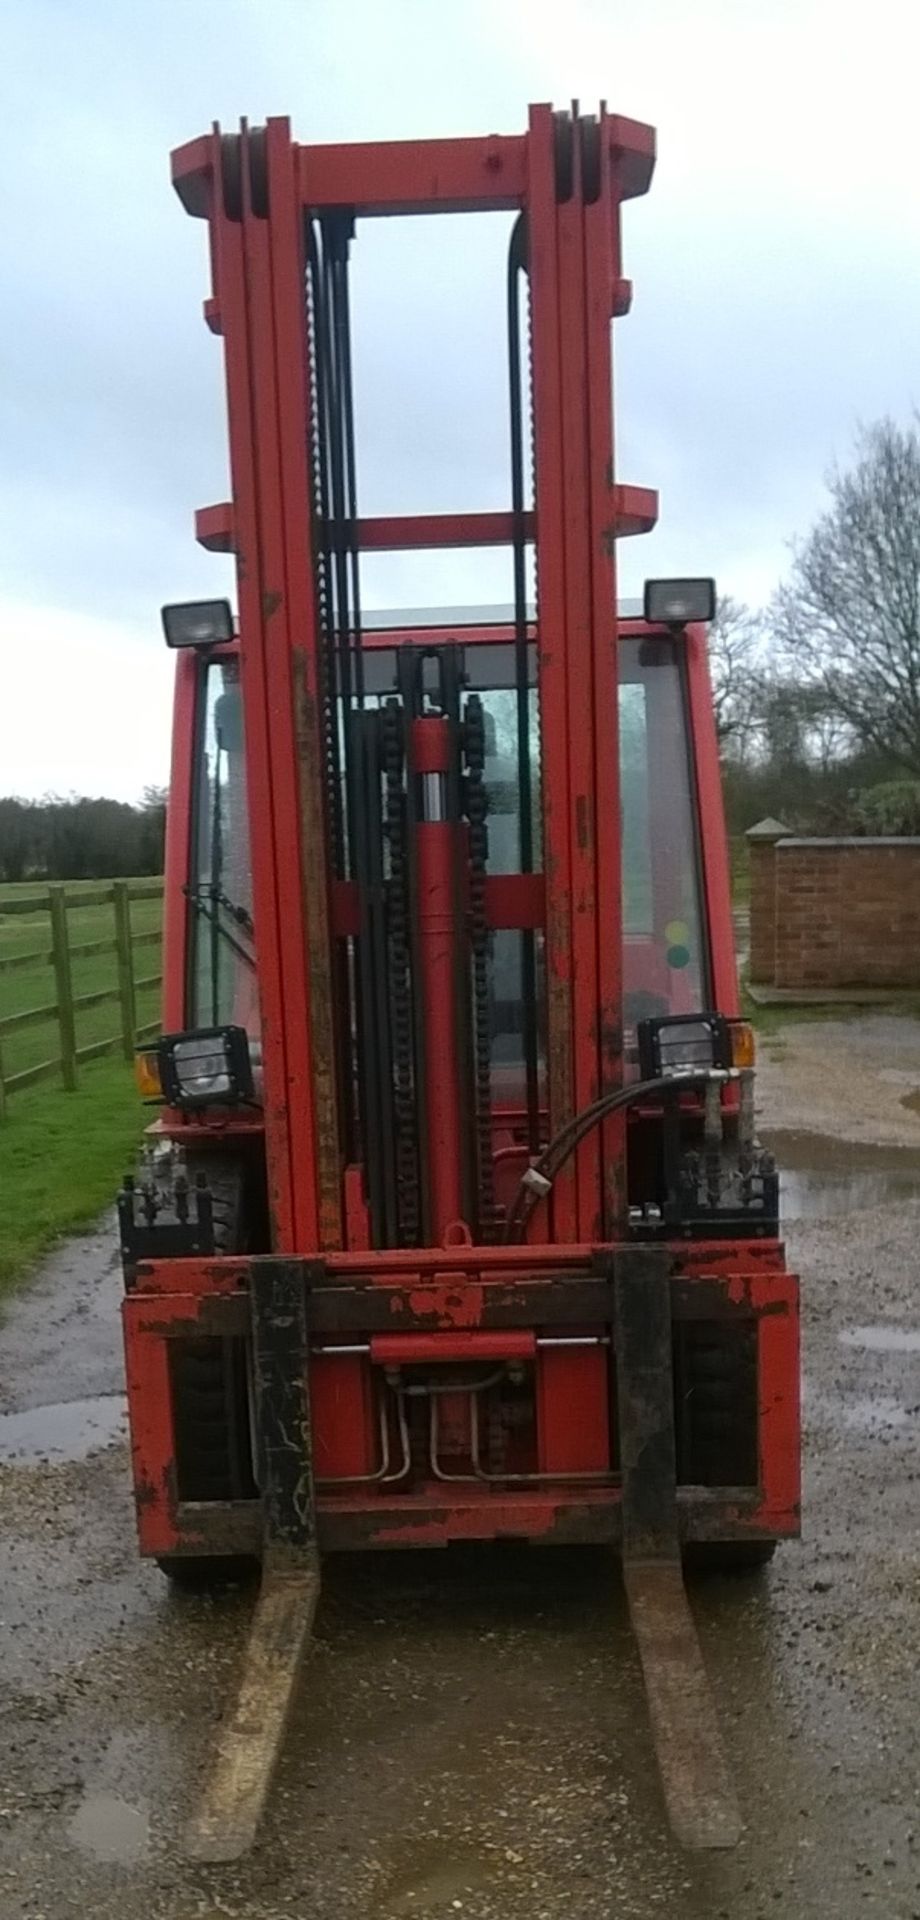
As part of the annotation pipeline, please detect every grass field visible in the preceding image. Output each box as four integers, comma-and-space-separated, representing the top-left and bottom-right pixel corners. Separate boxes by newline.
0, 879, 163, 1290
0, 878, 161, 1081
0, 1060, 152, 1289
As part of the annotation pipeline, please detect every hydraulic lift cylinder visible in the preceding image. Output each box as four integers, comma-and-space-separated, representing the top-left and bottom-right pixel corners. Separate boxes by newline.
413, 716, 464, 1240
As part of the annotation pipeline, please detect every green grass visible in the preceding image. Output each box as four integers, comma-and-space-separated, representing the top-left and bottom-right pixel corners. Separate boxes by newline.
0, 1056, 149, 1291
0, 878, 163, 1290
741, 983, 861, 1039
729, 836, 750, 907
739, 968, 920, 1038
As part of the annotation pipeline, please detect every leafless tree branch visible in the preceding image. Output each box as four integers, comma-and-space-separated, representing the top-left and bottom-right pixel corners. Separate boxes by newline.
772, 416, 920, 771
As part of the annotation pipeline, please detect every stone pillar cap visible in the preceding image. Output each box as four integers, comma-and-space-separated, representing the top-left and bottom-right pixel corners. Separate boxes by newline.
746, 817, 790, 842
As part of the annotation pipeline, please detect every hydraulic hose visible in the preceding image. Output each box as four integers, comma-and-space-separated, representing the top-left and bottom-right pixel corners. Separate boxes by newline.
503, 1068, 736, 1243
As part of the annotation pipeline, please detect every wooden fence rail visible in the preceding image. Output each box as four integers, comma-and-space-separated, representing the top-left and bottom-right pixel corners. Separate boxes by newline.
0, 880, 162, 1116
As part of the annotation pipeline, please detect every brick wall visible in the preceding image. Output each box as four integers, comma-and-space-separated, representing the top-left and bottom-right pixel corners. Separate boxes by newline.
748, 837, 920, 990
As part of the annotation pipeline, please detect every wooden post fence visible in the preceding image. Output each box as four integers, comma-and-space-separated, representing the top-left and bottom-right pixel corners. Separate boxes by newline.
113, 881, 137, 1062
0, 880, 163, 1112
48, 885, 77, 1091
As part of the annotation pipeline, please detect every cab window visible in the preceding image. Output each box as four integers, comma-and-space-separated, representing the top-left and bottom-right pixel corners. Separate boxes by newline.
189, 659, 259, 1039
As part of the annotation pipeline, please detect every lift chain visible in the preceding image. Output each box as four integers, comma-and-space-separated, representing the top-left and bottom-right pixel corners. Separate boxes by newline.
305, 231, 345, 879
463, 694, 498, 1236
383, 698, 419, 1246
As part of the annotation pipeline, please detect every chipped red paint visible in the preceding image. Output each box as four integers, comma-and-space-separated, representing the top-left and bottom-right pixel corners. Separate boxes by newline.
122, 1299, 179, 1555
315, 1481, 785, 1553
133, 1257, 250, 1296
123, 1245, 799, 1555
405, 1283, 485, 1328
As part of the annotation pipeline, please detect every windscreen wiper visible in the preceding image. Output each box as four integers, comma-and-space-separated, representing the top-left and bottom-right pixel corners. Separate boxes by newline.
183, 883, 256, 970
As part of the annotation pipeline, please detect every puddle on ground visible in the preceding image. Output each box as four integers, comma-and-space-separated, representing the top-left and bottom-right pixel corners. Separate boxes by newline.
0, 1393, 126, 1465
780, 1165, 920, 1220
763, 1130, 920, 1222
68, 1789, 148, 1865
840, 1324, 920, 1354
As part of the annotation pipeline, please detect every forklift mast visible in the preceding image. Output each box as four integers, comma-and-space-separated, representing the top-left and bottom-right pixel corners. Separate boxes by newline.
169, 105, 661, 1255
120, 105, 800, 1861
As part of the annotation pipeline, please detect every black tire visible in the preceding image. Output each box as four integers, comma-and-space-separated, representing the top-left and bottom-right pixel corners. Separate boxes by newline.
190, 1152, 246, 1253
158, 1155, 259, 1586
674, 1322, 774, 1571
684, 1540, 777, 1575
169, 1334, 253, 1502
674, 1320, 759, 1489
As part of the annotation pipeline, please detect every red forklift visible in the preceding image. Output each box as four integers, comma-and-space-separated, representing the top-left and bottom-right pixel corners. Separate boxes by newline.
119, 104, 800, 1861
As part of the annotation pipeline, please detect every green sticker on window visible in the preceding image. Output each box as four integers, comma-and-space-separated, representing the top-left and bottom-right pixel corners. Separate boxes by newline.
666, 943, 691, 970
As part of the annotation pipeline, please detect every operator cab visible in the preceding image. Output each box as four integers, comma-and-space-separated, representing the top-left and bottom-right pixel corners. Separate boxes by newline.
179, 595, 734, 1109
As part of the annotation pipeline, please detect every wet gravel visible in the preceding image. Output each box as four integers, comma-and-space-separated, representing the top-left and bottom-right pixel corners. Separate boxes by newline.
1, 1020, 920, 1916
757, 1011, 920, 1149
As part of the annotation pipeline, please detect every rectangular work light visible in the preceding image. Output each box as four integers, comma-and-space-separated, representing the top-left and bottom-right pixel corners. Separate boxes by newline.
643, 578, 716, 626
161, 599, 235, 649
637, 1013, 757, 1080
638, 1012, 732, 1081
156, 1025, 254, 1108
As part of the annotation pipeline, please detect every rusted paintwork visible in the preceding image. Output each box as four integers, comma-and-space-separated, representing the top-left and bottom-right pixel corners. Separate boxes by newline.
404, 1281, 485, 1328
293, 655, 343, 1252
124, 1237, 798, 1568
314, 1485, 782, 1554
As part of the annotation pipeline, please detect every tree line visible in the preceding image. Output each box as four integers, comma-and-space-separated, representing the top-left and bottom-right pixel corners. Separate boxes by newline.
711, 415, 920, 839
0, 789, 166, 884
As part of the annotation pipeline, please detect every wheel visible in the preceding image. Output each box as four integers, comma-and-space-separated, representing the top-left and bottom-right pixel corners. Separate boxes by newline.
169, 1334, 254, 1502
674, 1320, 758, 1489
674, 1321, 772, 1571
684, 1540, 777, 1575
163, 1154, 258, 1546
188, 1151, 247, 1253
156, 1554, 258, 1590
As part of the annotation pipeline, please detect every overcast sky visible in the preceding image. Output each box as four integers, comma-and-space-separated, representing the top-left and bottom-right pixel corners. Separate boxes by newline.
3, 0, 920, 801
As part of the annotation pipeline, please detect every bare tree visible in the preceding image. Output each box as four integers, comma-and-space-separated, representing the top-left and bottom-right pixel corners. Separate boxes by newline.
751, 679, 851, 776
773, 417, 920, 773
707, 596, 762, 756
